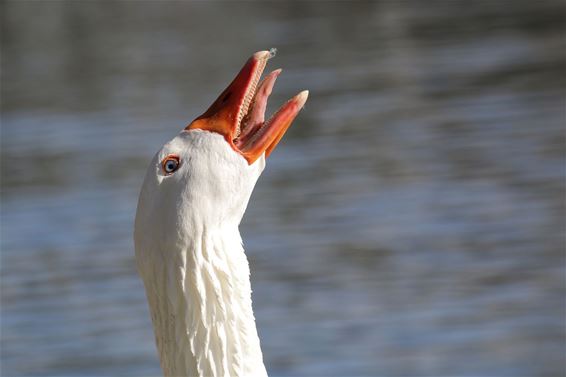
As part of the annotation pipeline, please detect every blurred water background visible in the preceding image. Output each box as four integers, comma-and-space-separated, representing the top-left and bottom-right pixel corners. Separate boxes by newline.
1, 1, 565, 376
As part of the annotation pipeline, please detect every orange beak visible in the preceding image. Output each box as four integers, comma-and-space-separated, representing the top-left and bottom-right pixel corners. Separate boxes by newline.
186, 50, 308, 164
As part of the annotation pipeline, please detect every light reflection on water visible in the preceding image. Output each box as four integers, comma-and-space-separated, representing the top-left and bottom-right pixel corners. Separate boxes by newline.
1, 1, 565, 376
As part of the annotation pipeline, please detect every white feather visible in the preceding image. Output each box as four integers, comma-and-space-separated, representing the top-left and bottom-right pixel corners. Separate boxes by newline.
135, 130, 267, 377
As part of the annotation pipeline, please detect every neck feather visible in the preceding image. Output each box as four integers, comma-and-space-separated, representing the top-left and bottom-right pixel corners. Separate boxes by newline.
139, 224, 267, 377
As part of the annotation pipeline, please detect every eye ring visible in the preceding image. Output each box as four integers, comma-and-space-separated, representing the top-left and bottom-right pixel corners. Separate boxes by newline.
162, 155, 180, 175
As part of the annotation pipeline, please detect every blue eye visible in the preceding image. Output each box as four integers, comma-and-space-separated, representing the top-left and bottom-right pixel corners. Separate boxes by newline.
162, 155, 180, 174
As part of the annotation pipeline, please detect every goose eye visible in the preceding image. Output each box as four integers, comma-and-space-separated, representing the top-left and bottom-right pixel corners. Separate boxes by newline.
162, 155, 180, 175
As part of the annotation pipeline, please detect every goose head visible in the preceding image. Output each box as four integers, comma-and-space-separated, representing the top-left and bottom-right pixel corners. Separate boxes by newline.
135, 50, 308, 248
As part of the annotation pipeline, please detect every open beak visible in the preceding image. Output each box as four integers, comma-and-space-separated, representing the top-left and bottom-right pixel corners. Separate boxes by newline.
185, 49, 308, 164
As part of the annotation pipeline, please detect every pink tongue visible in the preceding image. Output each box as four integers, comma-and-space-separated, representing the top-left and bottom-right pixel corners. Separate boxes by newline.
237, 69, 281, 144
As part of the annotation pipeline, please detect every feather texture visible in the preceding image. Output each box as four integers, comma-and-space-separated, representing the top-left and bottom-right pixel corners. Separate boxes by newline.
135, 130, 267, 377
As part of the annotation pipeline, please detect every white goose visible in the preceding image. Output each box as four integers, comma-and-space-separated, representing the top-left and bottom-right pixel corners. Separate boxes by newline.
134, 50, 308, 377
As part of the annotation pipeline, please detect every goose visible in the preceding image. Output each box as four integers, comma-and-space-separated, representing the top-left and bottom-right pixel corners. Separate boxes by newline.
134, 49, 308, 377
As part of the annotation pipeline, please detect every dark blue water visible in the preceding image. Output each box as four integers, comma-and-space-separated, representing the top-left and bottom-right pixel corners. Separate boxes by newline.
2, 1, 565, 376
